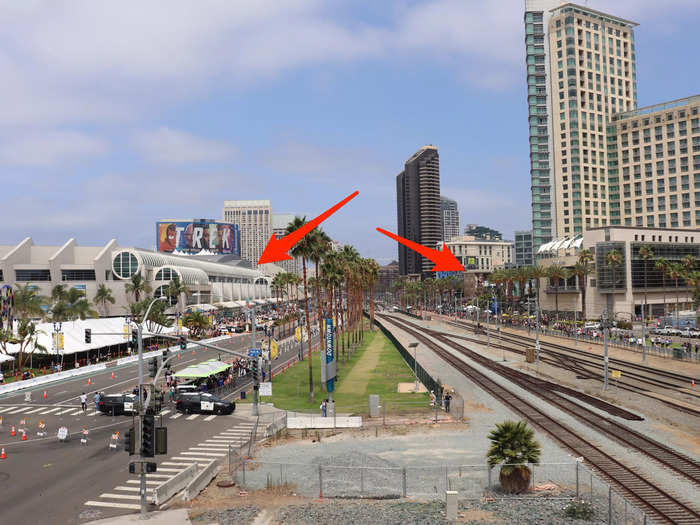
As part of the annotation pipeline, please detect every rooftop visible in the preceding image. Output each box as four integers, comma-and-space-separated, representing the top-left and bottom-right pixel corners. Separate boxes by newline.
551, 3, 638, 27
611, 94, 700, 121
222, 200, 271, 207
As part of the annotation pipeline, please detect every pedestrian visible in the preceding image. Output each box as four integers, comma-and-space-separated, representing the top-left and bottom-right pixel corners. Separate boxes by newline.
169, 385, 175, 402
80, 392, 87, 413
320, 399, 327, 417
429, 390, 436, 407
94, 391, 101, 410
0, 369, 4, 384
444, 392, 452, 412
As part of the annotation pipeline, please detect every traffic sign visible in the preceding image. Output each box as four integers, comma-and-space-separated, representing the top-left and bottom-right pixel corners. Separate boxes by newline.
259, 382, 272, 396
611, 370, 622, 379
248, 348, 261, 358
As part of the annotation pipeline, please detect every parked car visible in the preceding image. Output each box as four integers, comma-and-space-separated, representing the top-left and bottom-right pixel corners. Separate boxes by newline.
175, 392, 235, 415
174, 384, 199, 399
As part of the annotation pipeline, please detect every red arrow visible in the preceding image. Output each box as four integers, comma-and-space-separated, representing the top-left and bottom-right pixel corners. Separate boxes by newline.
376, 227, 464, 272
258, 191, 359, 264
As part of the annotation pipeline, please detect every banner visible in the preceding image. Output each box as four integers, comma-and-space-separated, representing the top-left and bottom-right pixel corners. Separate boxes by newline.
270, 339, 279, 360
156, 221, 240, 255
325, 317, 335, 392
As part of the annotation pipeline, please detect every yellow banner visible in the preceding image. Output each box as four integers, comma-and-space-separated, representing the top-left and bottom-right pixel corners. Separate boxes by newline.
270, 339, 279, 360
123, 325, 130, 340
58, 333, 64, 350
177, 319, 183, 329
295, 327, 301, 342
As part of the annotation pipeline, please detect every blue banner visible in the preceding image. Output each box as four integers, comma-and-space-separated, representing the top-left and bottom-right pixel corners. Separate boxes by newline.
325, 317, 335, 393
491, 297, 500, 314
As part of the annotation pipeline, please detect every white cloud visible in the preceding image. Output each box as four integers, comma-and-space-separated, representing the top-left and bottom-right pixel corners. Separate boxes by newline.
133, 127, 236, 164
0, 130, 108, 166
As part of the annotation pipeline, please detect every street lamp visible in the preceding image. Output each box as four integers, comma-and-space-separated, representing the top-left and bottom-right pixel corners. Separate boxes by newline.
53, 321, 62, 369
408, 342, 419, 392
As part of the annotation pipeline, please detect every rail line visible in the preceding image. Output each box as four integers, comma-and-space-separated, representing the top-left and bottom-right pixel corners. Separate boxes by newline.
378, 314, 700, 524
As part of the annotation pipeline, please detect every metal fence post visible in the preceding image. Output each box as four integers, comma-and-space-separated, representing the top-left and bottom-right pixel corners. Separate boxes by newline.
487, 466, 491, 489
319, 465, 323, 498
608, 486, 612, 524
444, 465, 449, 491
242, 458, 246, 485
402, 467, 407, 498
575, 462, 579, 499
360, 466, 364, 497
228, 444, 232, 475
590, 472, 593, 502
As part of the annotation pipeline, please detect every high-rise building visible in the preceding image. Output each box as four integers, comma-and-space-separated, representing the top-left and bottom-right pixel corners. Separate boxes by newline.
464, 224, 503, 241
515, 230, 534, 267
440, 196, 460, 242
608, 95, 700, 229
272, 213, 301, 275
524, 1, 638, 249
396, 145, 441, 277
222, 200, 272, 267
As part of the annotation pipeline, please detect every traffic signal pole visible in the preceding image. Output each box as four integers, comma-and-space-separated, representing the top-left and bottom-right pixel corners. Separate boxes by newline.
250, 305, 259, 417
137, 323, 147, 518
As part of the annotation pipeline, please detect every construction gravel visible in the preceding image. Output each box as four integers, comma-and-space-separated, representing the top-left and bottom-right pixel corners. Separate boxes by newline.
189, 505, 261, 525
276, 501, 448, 525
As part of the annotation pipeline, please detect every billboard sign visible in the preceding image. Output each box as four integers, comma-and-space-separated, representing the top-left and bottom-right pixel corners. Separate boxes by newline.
156, 221, 240, 255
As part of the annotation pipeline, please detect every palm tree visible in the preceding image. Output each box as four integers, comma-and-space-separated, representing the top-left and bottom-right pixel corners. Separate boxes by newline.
365, 258, 380, 329
165, 276, 189, 315
288, 216, 316, 402
182, 310, 210, 337
528, 265, 546, 313
339, 245, 360, 358
308, 228, 331, 340
93, 284, 116, 317
686, 271, 700, 318
125, 273, 151, 303
638, 244, 654, 324
573, 249, 593, 320
605, 249, 623, 315
667, 263, 684, 328
655, 258, 670, 320
13, 283, 47, 320
51, 287, 98, 321
547, 264, 567, 323
0, 319, 47, 371
486, 420, 541, 494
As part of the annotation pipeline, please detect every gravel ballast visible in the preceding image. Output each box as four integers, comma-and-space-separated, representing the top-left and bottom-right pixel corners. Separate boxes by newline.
189, 505, 261, 525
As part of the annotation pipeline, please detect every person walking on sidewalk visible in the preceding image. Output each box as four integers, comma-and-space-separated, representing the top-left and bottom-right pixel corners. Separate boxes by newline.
80, 392, 87, 413
94, 391, 101, 410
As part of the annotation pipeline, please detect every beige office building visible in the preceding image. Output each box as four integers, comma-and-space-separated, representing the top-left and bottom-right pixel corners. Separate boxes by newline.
438, 236, 513, 275
525, 2, 638, 248
222, 200, 272, 268
272, 213, 301, 276
608, 95, 700, 229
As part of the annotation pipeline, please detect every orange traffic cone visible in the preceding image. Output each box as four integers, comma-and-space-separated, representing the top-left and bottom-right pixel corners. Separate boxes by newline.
10, 426, 16, 437
692, 379, 696, 388
111, 372, 115, 379
21, 430, 27, 441
0, 448, 6, 459
88, 378, 92, 386
43, 391, 47, 400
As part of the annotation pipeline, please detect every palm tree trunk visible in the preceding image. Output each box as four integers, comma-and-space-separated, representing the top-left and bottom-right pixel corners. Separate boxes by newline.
315, 263, 324, 346
302, 258, 314, 403
370, 283, 375, 330
643, 261, 648, 324
581, 276, 587, 320
675, 279, 680, 327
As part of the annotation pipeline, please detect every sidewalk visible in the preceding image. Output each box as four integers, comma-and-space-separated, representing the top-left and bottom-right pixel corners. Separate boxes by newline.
84, 509, 190, 525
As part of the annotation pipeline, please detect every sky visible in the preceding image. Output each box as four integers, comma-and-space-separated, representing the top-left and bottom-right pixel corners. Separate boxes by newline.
1, 0, 699, 265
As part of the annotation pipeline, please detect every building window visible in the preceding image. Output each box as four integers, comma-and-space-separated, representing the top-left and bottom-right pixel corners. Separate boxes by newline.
16, 269, 51, 281
112, 252, 139, 279
61, 269, 96, 281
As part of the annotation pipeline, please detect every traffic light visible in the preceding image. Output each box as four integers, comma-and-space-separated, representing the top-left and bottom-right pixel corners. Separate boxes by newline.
148, 357, 158, 378
155, 426, 168, 455
84, 329, 91, 344
162, 349, 169, 362
179, 335, 186, 350
131, 329, 138, 348
141, 415, 155, 457
124, 426, 135, 455
251, 358, 259, 382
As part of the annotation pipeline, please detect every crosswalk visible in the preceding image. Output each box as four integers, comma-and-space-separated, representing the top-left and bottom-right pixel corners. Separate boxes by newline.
0, 405, 231, 421
84, 421, 257, 511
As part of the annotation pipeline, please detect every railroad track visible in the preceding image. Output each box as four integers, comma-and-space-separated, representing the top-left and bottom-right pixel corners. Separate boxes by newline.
378, 314, 700, 524
444, 320, 700, 417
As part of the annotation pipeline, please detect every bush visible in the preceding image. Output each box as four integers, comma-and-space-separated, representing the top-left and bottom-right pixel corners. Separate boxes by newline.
564, 500, 595, 520
616, 320, 633, 330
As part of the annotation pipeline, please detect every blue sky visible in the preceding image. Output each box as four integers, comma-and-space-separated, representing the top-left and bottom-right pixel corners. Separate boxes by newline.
1, 0, 698, 264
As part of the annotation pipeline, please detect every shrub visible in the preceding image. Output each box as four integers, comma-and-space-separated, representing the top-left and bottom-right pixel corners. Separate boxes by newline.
564, 500, 595, 520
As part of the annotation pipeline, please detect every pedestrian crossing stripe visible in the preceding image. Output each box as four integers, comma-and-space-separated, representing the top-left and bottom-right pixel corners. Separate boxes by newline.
188, 447, 230, 453
169, 413, 182, 419
38, 407, 62, 414
171, 456, 218, 462
185, 414, 199, 420
24, 407, 46, 414
99, 493, 141, 500
159, 409, 171, 416
125, 480, 160, 485
180, 451, 226, 457
203, 415, 216, 421
0, 407, 15, 413
113, 486, 142, 492
85, 501, 141, 510
7, 407, 33, 414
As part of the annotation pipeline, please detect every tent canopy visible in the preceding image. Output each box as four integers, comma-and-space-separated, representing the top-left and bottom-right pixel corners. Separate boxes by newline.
173, 358, 231, 378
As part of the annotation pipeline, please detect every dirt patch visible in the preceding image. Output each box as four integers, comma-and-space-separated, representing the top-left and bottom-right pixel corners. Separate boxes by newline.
650, 421, 700, 456
464, 399, 492, 413
457, 509, 499, 522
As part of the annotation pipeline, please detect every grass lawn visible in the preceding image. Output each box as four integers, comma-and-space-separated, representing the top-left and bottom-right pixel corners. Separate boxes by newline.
255, 324, 430, 415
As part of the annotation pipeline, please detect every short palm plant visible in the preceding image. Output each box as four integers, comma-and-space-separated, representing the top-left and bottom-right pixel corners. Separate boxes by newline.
486, 420, 541, 494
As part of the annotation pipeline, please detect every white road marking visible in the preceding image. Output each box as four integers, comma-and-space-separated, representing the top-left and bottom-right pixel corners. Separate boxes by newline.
113, 486, 141, 492
126, 480, 160, 485
99, 493, 141, 500
86, 410, 99, 416
185, 414, 199, 420
7, 407, 33, 414
161, 462, 195, 467
84, 501, 141, 510
61, 408, 82, 415
159, 409, 171, 416
203, 415, 216, 421
188, 447, 230, 453
24, 407, 47, 414
180, 451, 226, 457
37, 407, 62, 414
145, 474, 173, 479
200, 442, 236, 447
156, 468, 184, 473
0, 407, 17, 413
169, 413, 182, 419
172, 456, 218, 462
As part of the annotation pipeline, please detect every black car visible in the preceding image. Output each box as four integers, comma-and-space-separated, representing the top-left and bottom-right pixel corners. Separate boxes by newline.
98, 393, 160, 416
98, 393, 138, 415
176, 392, 235, 415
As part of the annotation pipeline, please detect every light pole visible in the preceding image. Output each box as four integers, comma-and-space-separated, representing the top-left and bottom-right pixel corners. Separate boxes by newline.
602, 310, 610, 390
409, 342, 419, 392
53, 321, 62, 367
136, 296, 167, 518
535, 297, 541, 364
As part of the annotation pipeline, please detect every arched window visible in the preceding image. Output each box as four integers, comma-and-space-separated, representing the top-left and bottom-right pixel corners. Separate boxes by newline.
154, 285, 177, 306
112, 252, 139, 279
155, 267, 176, 281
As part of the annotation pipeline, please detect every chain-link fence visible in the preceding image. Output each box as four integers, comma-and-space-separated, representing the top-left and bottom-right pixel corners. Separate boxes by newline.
232, 459, 660, 523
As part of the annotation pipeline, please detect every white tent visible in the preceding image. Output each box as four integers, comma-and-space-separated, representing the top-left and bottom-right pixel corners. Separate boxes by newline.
1, 317, 185, 357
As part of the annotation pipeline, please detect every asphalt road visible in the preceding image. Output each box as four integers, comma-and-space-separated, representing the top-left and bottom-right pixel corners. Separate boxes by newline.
0, 328, 315, 525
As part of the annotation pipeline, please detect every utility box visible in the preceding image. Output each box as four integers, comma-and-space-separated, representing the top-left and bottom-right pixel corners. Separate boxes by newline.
369, 394, 380, 418
525, 347, 536, 363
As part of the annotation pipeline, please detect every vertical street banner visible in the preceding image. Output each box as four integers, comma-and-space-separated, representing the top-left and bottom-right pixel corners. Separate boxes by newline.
270, 339, 279, 360
325, 317, 335, 393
